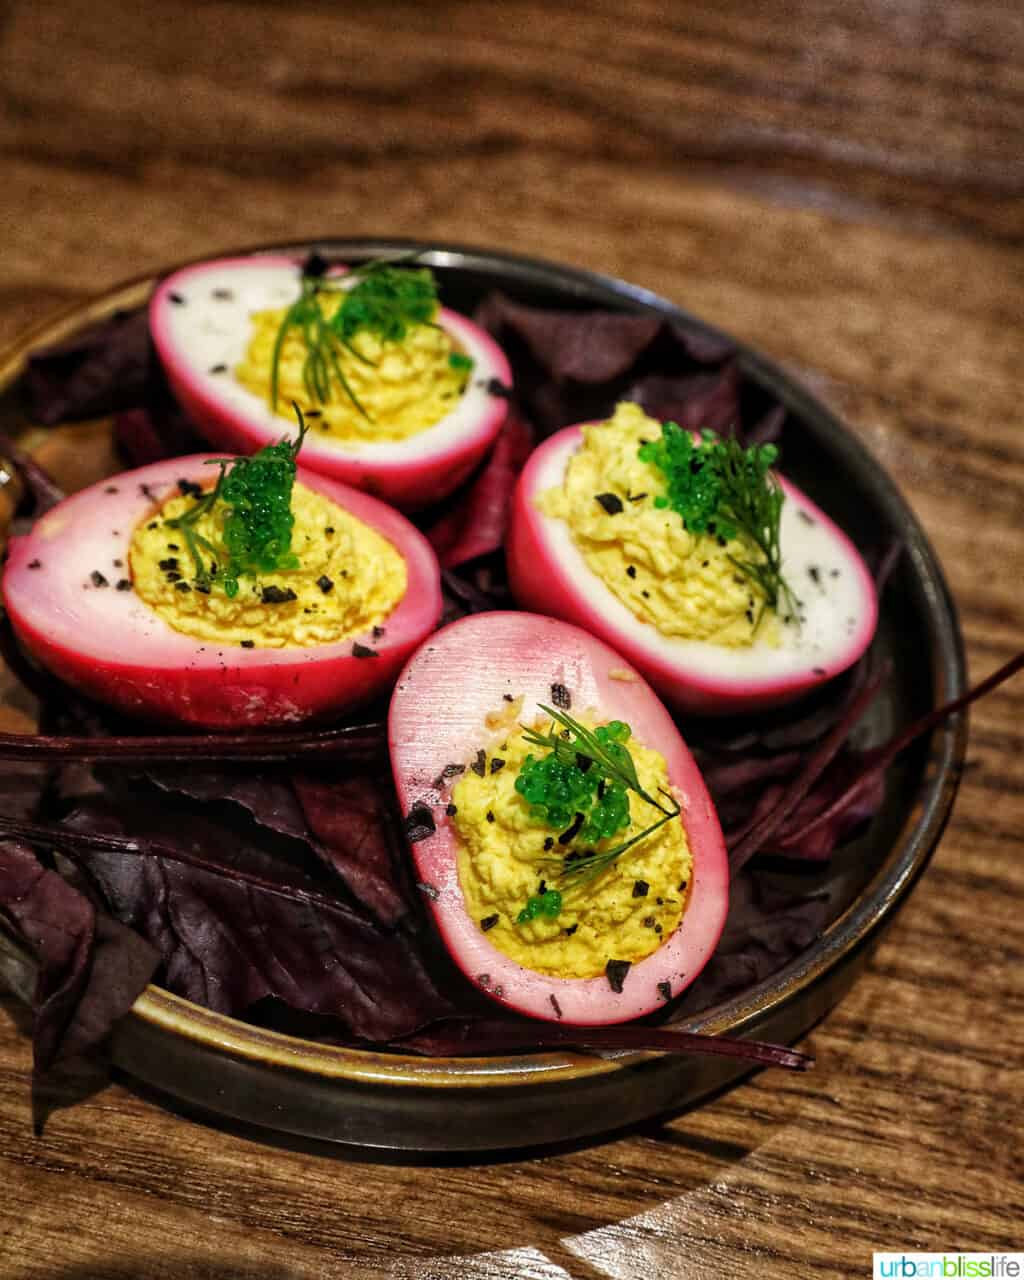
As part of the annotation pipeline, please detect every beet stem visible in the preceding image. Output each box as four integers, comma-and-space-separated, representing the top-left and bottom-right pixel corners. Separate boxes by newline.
728, 661, 890, 875
0, 814, 367, 922
777, 650, 1024, 848
0, 430, 65, 514
0, 722, 387, 763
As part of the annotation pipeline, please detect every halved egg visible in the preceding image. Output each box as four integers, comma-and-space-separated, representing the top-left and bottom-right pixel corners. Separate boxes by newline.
389, 611, 729, 1024
149, 254, 512, 510
507, 405, 878, 715
3, 454, 442, 727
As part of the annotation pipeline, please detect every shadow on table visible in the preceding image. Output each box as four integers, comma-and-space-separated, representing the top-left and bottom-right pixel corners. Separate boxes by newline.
120, 1065, 764, 1168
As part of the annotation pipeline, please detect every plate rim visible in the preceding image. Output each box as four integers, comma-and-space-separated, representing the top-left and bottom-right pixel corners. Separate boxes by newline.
0, 236, 967, 1096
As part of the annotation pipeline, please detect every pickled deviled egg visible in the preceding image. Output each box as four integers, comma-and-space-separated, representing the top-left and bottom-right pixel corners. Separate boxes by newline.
150, 254, 512, 509
508, 402, 878, 715
3, 423, 442, 727
389, 612, 729, 1024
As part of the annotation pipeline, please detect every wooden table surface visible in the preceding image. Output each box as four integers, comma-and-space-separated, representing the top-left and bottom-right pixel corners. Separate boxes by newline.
1, 2, 1022, 1276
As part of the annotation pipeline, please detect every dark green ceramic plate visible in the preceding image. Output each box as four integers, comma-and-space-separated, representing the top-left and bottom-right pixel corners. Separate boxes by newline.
0, 239, 966, 1152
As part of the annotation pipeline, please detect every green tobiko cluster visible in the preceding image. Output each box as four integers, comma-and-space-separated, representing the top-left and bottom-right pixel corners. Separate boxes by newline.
514, 720, 633, 843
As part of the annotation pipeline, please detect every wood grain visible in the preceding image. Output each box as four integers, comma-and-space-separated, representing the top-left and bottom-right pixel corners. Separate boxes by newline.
1, 1, 1022, 1276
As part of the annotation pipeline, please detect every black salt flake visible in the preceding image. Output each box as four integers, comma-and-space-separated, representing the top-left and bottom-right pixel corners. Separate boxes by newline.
605, 959, 631, 993
404, 805, 437, 844
595, 492, 624, 515
558, 811, 585, 845
550, 682, 571, 710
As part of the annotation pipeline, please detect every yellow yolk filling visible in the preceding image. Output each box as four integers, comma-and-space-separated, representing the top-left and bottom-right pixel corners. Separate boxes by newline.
538, 402, 780, 646
235, 296, 470, 443
451, 718, 691, 979
130, 481, 406, 648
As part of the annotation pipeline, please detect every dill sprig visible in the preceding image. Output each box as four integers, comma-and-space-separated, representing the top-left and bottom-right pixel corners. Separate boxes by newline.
164, 405, 308, 596
522, 705, 681, 886
269, 256, 441, 419
638, 425, 799, 627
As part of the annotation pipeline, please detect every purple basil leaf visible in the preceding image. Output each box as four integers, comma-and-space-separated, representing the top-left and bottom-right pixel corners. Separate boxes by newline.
60, 801, 449, 1041
291, 770, 413, 926
668, 872, 831, 1019
440, 567, 507, 622
427, 412, 534, 568
475, 295, 663, 383
0, 841, 158, 1071
624, 364, 742, 437
145, 767, 311, 844
25, 308, 151, 426
114, 403, 205, 467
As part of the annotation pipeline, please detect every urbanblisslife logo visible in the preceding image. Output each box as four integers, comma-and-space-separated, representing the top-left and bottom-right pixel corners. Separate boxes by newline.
873, 1256, 1024, 1278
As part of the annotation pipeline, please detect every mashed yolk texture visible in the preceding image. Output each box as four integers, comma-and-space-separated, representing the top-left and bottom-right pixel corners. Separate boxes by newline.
538, 402, 780, 646
451, 716, 691, 979
235, 296, 469, 443
130, 481, 406, 648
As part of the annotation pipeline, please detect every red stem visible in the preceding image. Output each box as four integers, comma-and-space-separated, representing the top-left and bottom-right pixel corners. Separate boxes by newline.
0, 430, 65, 514
0, 721, 387, 763
777, 650, 1024, 849
728, 662, 889, 874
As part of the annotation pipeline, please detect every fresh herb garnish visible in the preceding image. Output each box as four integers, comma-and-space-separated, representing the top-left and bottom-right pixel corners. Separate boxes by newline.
270, 257, 441, 418
164, 405, 308, 597
520, 705, 681, 885
638, 423, 798, 626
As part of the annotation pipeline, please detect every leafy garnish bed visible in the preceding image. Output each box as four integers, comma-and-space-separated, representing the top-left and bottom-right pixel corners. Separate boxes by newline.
2, 268, 1010, 1082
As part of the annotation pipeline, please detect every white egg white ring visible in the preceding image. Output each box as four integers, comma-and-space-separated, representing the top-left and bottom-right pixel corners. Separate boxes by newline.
509, 427, 879, 715
149, 255, 511, 508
